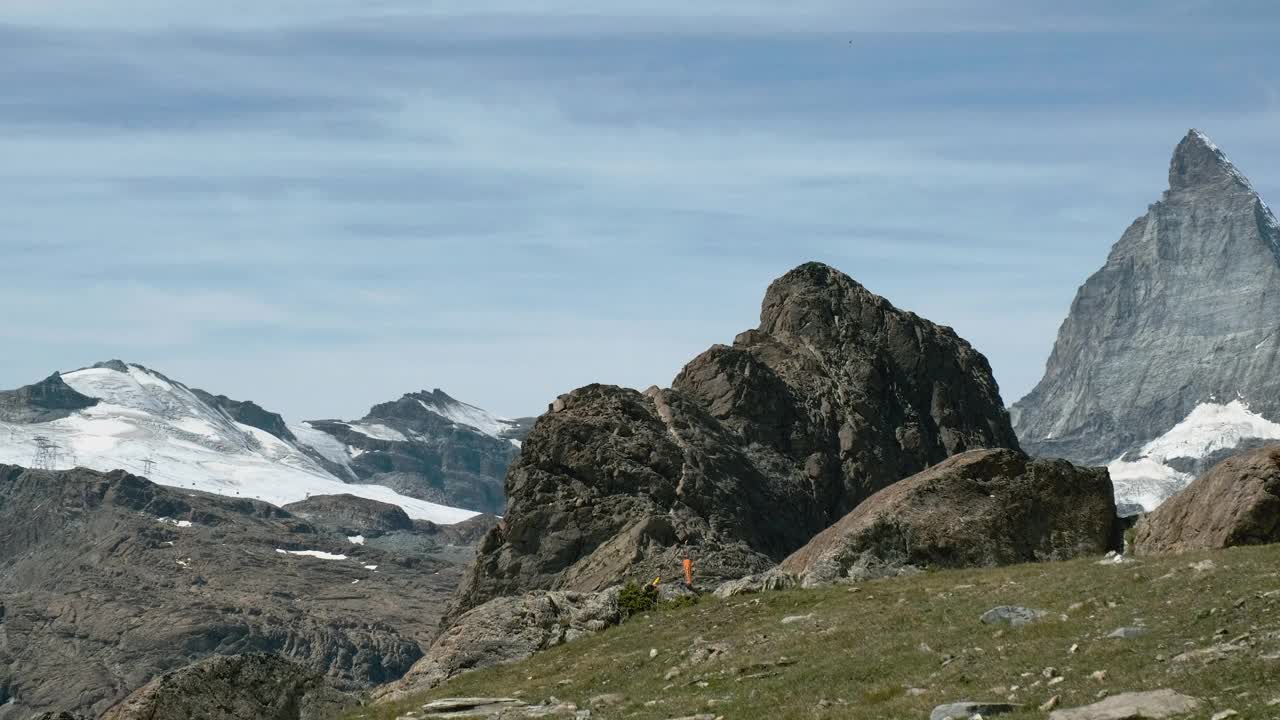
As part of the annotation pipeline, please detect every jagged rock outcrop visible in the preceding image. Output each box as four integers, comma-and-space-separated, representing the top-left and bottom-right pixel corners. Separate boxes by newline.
295, 390, 530, 515
380, 588, 622, 701
98, 653, 355, 720
0, 372, 97, 423
451, 262, 1019, 616
283, 494, 415, 536
1012, 130, 1280, 509
778, 449, 1119, 586
0, 465, 474, 719
190, 389, 297, 442
1133, 444, 1280, 554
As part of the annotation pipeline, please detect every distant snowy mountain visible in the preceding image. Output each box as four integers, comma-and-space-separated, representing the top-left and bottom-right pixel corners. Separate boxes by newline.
292, 389, 534, 515
0, 361, 479, 524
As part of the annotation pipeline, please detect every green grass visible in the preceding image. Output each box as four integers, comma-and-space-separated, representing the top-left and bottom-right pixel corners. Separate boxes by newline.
347, 545, 1280, 719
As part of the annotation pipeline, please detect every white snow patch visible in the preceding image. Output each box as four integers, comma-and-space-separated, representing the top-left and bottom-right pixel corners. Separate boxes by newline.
276, 549, 348, 561
1106, 399, 1280, 512
290, 422, 355, 471
418, 398, 519, 440
157, 517, 193, 528
351, 579, 360, 584
1140, 400, 1280, 461
347, 535, 365, 545
348, 423, 408, 442
363, 564, 378, 570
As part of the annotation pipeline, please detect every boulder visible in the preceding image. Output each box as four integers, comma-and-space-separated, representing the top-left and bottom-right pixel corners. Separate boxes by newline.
1049, 689, 1202, 719
931, 701, 1021, 720
451, 263, 1020, 615
1133, 445, 1280, 554
778, 449, 1118, 586
379, 587, 623, 700
99, 653, 354, 720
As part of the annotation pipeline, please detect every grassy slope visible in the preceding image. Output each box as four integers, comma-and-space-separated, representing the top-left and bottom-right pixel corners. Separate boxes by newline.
350, 545, 1280, 719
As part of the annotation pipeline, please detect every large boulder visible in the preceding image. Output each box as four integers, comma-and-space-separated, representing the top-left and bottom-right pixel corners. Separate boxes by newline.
1133, 445, 1280, 554
99, 654, 354, 720
779, 449, 1119, 586
450, 263, 1020, 616
379, 588, 622, 701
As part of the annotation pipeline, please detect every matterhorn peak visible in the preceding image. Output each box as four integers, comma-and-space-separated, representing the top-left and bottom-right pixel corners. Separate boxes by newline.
1168, 128, 1253, 193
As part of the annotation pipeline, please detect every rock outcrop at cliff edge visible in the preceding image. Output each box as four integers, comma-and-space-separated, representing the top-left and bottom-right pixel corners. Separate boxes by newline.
778, 449, 1118, 586
99, 654, 354, 720
451, 262, 1019, 615
380, 588, 622, 700
1133, 445, 1280, 555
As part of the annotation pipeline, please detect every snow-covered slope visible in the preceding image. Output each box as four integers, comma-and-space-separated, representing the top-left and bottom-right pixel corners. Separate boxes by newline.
1107, 399, 1280, 510
0, 362, 478, 524
414, 389, 526, 444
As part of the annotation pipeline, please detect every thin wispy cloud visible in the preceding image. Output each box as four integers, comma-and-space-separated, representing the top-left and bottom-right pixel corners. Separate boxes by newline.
3, 2, 1280, 419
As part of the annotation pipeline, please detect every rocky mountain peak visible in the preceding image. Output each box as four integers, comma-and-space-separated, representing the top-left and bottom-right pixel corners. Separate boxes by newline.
758, 261, 885, 339
1168, 128, 1253, 193
1013, 130, 1280, 509
450, 262, 1019, 617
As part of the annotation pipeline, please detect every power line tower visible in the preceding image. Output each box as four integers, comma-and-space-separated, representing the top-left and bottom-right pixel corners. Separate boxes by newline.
31, 436, 58, 471
141, 457, 156, 476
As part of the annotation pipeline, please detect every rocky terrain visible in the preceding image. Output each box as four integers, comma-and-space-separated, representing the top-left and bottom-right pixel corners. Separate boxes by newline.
97, 654, 355, 720
778, 449, 1118, 586
451, 262, 1021, 618
1011, 130, 1280, 510
354, 542, 1280, 720
295, 389, 531, 516
0, 465, 480, 719
1134, 444, 1280, 554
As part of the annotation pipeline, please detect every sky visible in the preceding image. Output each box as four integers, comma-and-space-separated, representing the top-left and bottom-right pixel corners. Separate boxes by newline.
3, 1, 1280, 421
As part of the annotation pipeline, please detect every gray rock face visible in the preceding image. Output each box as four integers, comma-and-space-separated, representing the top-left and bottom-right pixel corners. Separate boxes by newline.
0, 372, 97, 424
1012, 130, 1280, 508
99, 653, 355, 720
379, 587, 622, 700
189, 389, 297, 442
451, 263, 1020, 616
0, 465, 473, 719
777, 449, 1118, 586
298, 390, 530, 515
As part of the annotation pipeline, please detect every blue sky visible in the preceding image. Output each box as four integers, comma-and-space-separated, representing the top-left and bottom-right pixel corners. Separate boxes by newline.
3, 1, 1280, 421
